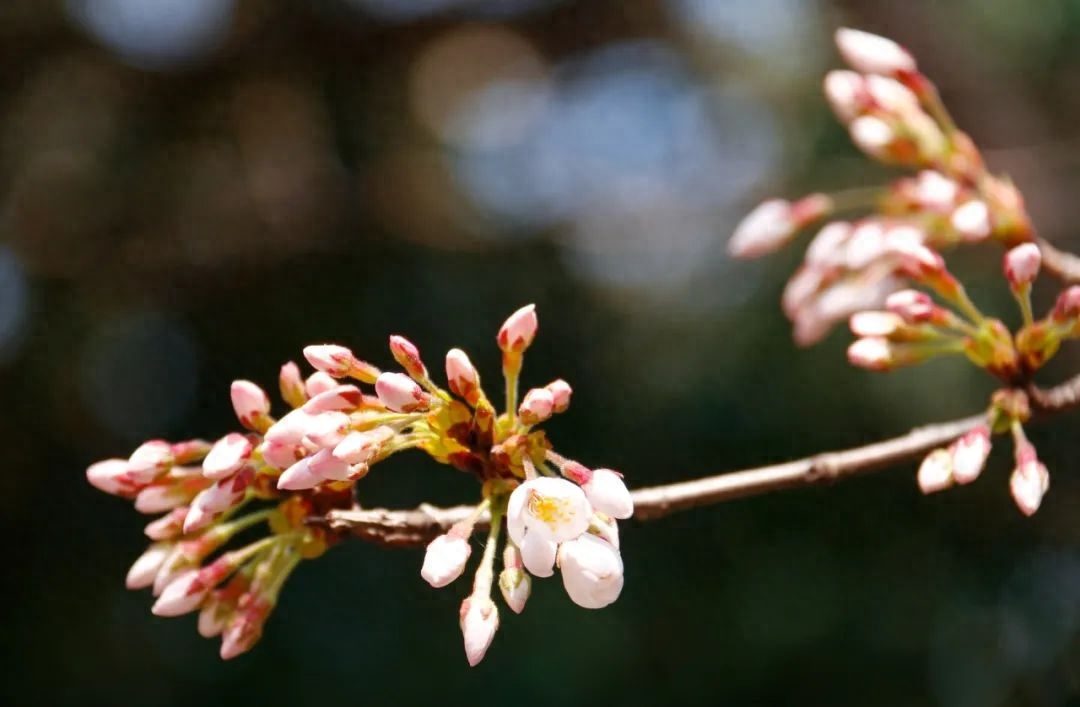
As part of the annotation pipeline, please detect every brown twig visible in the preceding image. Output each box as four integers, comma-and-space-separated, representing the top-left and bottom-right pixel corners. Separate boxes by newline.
319, 372, 1080, 545
1038, 237, 1080, 284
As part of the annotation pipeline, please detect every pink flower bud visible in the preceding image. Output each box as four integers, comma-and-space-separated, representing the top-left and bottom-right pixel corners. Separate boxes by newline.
847, 337, 893, 371
86, 458, 141, 497
885, 289, 936, 323
849, 311, 904, 338
332, 427, 393, 465
1010, 445, 1049, 516
950, 424, 991, 485
306, 448, 352, 482
497, 304, 538, 354
445, 348, 482, 404
389, 335, 428, 380
259, 439, 304, 470
305, 372, 338, 398
849, 115, 895, 160
301, 411, 351, 450
276, 456, 319, 491
135, 484, 193, 515
171, 439, 212, 465
545, 379, 572, 413
127, 440, 174, 483
950, 200, 991, 241
301, 385, 362, 414
823, 70, 865, 122
911, 171, 959, 212
459, 595, 499, 667
230, 380, 271, 432
279, 361, 307, 408
805, 222, 853, 268
498, 567, 531, 614
421, 533, 472, 588
220, 594, 272, 660
865, 75, 918, 113
1004, 243, 1041, 287
184, 469, 252, 533
303, 344, 356, 378
518, 387, 554, 426
1052, 286, 1080, 322
581, 468, 633, 519
152, 569, 210, 617
917, 448, 954, 494
126, 543, 173, 589
375, 372, 429, 413
834, 27, 917, 76
144, 507, 189, 540
202, 433, 253, 480
264, 408, 318, 446
728, 199, 795, 259
198, 598, 229, 638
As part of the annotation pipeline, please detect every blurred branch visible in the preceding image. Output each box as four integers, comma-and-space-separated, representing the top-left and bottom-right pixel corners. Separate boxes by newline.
1038, 238, 1080, 284
319, 371, 1080, 544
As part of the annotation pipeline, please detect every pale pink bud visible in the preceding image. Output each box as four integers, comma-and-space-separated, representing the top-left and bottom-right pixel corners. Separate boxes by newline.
259, 440, 304, 470
264, 408, 319, 446
835, 27, 917, 76
332, 429, 390, 465
86, 458, 140, 497
1011, 446, 1049, 516
135, 484, 192, 515
421, 534, 472, 588
459, 595, 499, 667
823, 70, 864, 122
950, 200, 991, 241
1004, 243, 1041, 287
445, 348, 482, 403
279, 361, 307, 408
304, 372, 338, 397
917, 448, 954, 494
1052, 286, 1080, 322
375, 372, 429, 413
306, 448, 352, 481
126, 543, 173, 589
171, 439, 212, 465
389, 335, 428, 380
545, 379, 572, 413
885, 289, 936, 323
805, 222, 853, 267
230, 380, 271, 432
185, 470, 252, 533
844, 221, 889, 270
202, 433, 253, 480
950, 425, 991, 485
849, 311, 904, 338
518, 387, 555, 426
198, 599, 229, 638
913, 171, 959, 212
127, 440, 174, 483
301, 385, 362, 415
276, 456, 319, 491
782, 266, 826, 318
581, 469, 633, 520
152, 569, 209, 617
558, 534, 625, 609
849, 115, 895, 160
302, 344, 356, 378
728, 199, 795, 259
301, 411, 351, 450
865, 75, 919, 113
847, 337, 893, 371
499, 569, 531, 614
220, 595, 271, 660
144, 507, 189, 540
497, 304, 539, 354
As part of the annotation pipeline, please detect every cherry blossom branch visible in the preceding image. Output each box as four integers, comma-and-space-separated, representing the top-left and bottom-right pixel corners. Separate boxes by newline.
320, 371, 1080, 544
1037, 237, 1080, 284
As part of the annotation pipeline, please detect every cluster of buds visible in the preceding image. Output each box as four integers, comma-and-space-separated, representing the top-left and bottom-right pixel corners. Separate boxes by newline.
87, 305, 632, 665
418, 306, 632, 665
730, 28, 1080, 514
730, 28, 1035, 346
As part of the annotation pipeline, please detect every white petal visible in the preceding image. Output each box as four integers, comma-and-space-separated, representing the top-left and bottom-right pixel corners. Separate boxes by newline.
558, 534, 624, 609
519, 531, 557, 578
583, 469, 633, 519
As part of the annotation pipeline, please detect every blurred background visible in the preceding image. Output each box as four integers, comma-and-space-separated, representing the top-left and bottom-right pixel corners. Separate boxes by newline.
4, 0, 1080, 705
